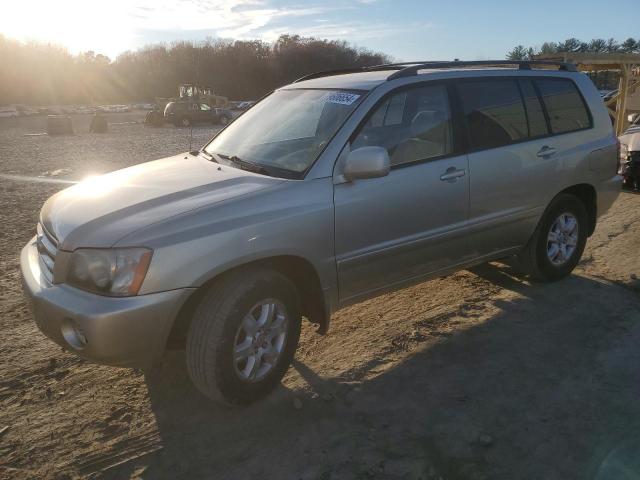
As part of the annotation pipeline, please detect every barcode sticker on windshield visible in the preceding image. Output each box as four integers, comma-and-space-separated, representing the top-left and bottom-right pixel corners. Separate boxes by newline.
323, 92, 360, 105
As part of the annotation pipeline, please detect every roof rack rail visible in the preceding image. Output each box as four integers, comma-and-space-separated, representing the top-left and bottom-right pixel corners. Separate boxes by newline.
292, 60, 577, 84
292, 65, 405, 83
387, 60, 577, 80
293, 62, 447, 83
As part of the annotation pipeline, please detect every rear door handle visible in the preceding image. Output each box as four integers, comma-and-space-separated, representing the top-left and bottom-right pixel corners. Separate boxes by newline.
537, 145, 557, 158
440, 167, 466, 182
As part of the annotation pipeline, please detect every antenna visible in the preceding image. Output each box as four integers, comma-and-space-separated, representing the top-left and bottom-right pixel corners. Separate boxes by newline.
187, 45, 200, 154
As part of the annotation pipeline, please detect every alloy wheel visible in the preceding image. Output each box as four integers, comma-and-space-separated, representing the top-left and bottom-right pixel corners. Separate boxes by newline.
232, 299, 289, 382
546, 212, 579, 266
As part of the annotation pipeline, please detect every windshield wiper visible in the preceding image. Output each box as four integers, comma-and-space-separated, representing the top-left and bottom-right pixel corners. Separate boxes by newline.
198, 150, 218, 163
212, 153, 303, 180
215, 153, 272, 175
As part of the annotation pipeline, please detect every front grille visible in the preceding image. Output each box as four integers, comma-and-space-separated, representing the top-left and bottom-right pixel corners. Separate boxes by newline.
36, 223, 58, 283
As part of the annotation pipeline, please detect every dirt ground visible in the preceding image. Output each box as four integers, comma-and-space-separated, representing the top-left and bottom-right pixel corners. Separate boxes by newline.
1, 114, 640, 480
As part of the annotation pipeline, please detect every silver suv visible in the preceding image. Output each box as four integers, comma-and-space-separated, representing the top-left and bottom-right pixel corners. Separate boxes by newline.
21, 61, 622, 405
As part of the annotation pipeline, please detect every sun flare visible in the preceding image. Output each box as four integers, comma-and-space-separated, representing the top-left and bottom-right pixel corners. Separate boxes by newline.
0, 0, 134, 57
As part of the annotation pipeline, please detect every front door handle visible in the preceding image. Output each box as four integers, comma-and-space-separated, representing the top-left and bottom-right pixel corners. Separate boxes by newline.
440, 167, 466, 182
536, 145, 557, 158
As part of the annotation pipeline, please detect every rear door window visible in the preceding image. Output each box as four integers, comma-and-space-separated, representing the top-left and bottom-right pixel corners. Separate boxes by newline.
535, 78, 591, 134
458, 80, 528, 150
518, 79, 549, 138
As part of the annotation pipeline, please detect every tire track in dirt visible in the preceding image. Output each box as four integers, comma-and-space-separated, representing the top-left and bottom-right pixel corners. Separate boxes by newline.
2, 116, 640, 479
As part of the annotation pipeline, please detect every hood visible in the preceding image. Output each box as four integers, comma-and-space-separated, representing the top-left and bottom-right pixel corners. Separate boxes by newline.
41, 153, 283, 250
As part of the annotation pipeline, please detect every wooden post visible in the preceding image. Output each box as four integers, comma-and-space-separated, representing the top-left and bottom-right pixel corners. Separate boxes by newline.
615, 65, 630, 136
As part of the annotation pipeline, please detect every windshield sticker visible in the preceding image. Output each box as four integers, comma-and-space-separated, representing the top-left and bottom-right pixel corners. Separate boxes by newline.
323, 92, 360, 105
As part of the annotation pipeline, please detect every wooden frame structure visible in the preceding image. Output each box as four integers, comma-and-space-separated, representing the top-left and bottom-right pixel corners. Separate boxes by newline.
536, 52, 640, 135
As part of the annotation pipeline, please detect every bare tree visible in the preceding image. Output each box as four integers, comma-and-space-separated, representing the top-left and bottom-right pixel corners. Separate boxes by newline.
0, 34, 391, 105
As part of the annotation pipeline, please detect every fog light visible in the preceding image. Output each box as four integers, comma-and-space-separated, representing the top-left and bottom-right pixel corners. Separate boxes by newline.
61, 318, 88, 350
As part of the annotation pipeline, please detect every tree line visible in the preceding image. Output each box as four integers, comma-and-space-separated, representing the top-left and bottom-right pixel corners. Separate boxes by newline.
3, 33, 638, 106
507, 37, 640, 60
0, 34, 390, 106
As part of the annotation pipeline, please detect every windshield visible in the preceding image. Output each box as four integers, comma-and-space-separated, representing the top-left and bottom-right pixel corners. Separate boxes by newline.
204, 89, 364, 176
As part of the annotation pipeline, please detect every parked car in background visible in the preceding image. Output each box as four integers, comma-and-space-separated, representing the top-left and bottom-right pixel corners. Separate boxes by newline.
131, 103, 156, 111
75, 106, 96, 115
235, 101, 255, 111
96, 105, 130, 113
619, 113, 640, 190
21, 60, 621, 406
0, 106, 19, 118
164, 101, 233, 127
14, 105, 39, 116
602, 89, 618, 103
37, 107, 60, 116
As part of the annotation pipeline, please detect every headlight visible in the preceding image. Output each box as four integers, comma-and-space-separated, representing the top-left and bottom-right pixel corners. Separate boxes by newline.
66, 248, 153, 296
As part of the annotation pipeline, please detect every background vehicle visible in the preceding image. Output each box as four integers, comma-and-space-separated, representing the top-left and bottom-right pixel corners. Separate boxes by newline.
21, 60, 621, 406
164, 101, 233, 127
235, 101, 255, 111
156, 84, 229, 112
0, 106, 19, 118
620, 113, 640, 190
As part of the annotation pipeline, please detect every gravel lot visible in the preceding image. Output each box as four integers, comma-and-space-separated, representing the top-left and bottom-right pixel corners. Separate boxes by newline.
1, 114, 640, 480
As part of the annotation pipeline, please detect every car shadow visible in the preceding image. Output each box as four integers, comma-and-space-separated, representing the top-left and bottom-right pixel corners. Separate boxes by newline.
103, 264, 640, 480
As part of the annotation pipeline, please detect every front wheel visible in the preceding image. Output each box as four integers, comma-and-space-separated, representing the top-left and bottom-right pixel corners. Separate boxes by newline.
518, 193, 588, 281
186, 267, 301, 405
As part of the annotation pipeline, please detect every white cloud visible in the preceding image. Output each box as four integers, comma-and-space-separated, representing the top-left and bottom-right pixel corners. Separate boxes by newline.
127, 1, 335, 34
258, 20, 434, 44
0, 0, 427, 57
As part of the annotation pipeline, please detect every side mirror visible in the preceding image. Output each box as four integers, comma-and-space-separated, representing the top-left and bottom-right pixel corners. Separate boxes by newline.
343, 146, 390, 181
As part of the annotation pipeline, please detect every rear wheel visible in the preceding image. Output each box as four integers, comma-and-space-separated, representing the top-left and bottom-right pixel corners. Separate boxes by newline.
186, 267, 301, 405
518, 193, 588, 281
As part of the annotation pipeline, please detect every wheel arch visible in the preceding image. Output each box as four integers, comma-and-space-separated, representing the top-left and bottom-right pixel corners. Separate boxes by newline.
559, 183, 597, 236
166, 255, 330, 350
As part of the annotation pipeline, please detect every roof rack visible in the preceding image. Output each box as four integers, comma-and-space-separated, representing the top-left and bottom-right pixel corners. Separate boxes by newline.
293, 61, 450, 83
292, 60, 577, 84
387, 60, 577, 80
293, 65, 402, 83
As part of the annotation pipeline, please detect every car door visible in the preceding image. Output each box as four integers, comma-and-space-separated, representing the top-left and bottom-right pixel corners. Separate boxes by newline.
196, 103, 210, 123
457, 77, 561, 258
334, 83, 472, 303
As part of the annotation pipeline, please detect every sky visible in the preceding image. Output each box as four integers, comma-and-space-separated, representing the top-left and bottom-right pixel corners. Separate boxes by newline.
1, 0, 639, 61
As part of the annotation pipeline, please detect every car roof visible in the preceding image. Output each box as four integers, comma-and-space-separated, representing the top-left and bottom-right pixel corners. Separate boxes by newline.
284, 70, 393, 91
282, 61, 579, 92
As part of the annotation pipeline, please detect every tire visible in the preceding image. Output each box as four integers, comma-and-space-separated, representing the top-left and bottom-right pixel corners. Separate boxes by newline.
186, 267, 301, 405
518, 193, 588, 282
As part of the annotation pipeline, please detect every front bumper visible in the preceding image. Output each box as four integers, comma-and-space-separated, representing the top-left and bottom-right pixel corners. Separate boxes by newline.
20, 238, 193, 368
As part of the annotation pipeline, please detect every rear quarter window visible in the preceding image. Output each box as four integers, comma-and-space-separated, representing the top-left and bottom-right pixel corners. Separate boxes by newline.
535, 78, 592, 134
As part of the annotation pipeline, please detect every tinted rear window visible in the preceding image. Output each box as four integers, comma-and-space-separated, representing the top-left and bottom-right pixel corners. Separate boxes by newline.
535, 79, 591, 134
458, 80, 528, 150
519, 79, 548, 138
